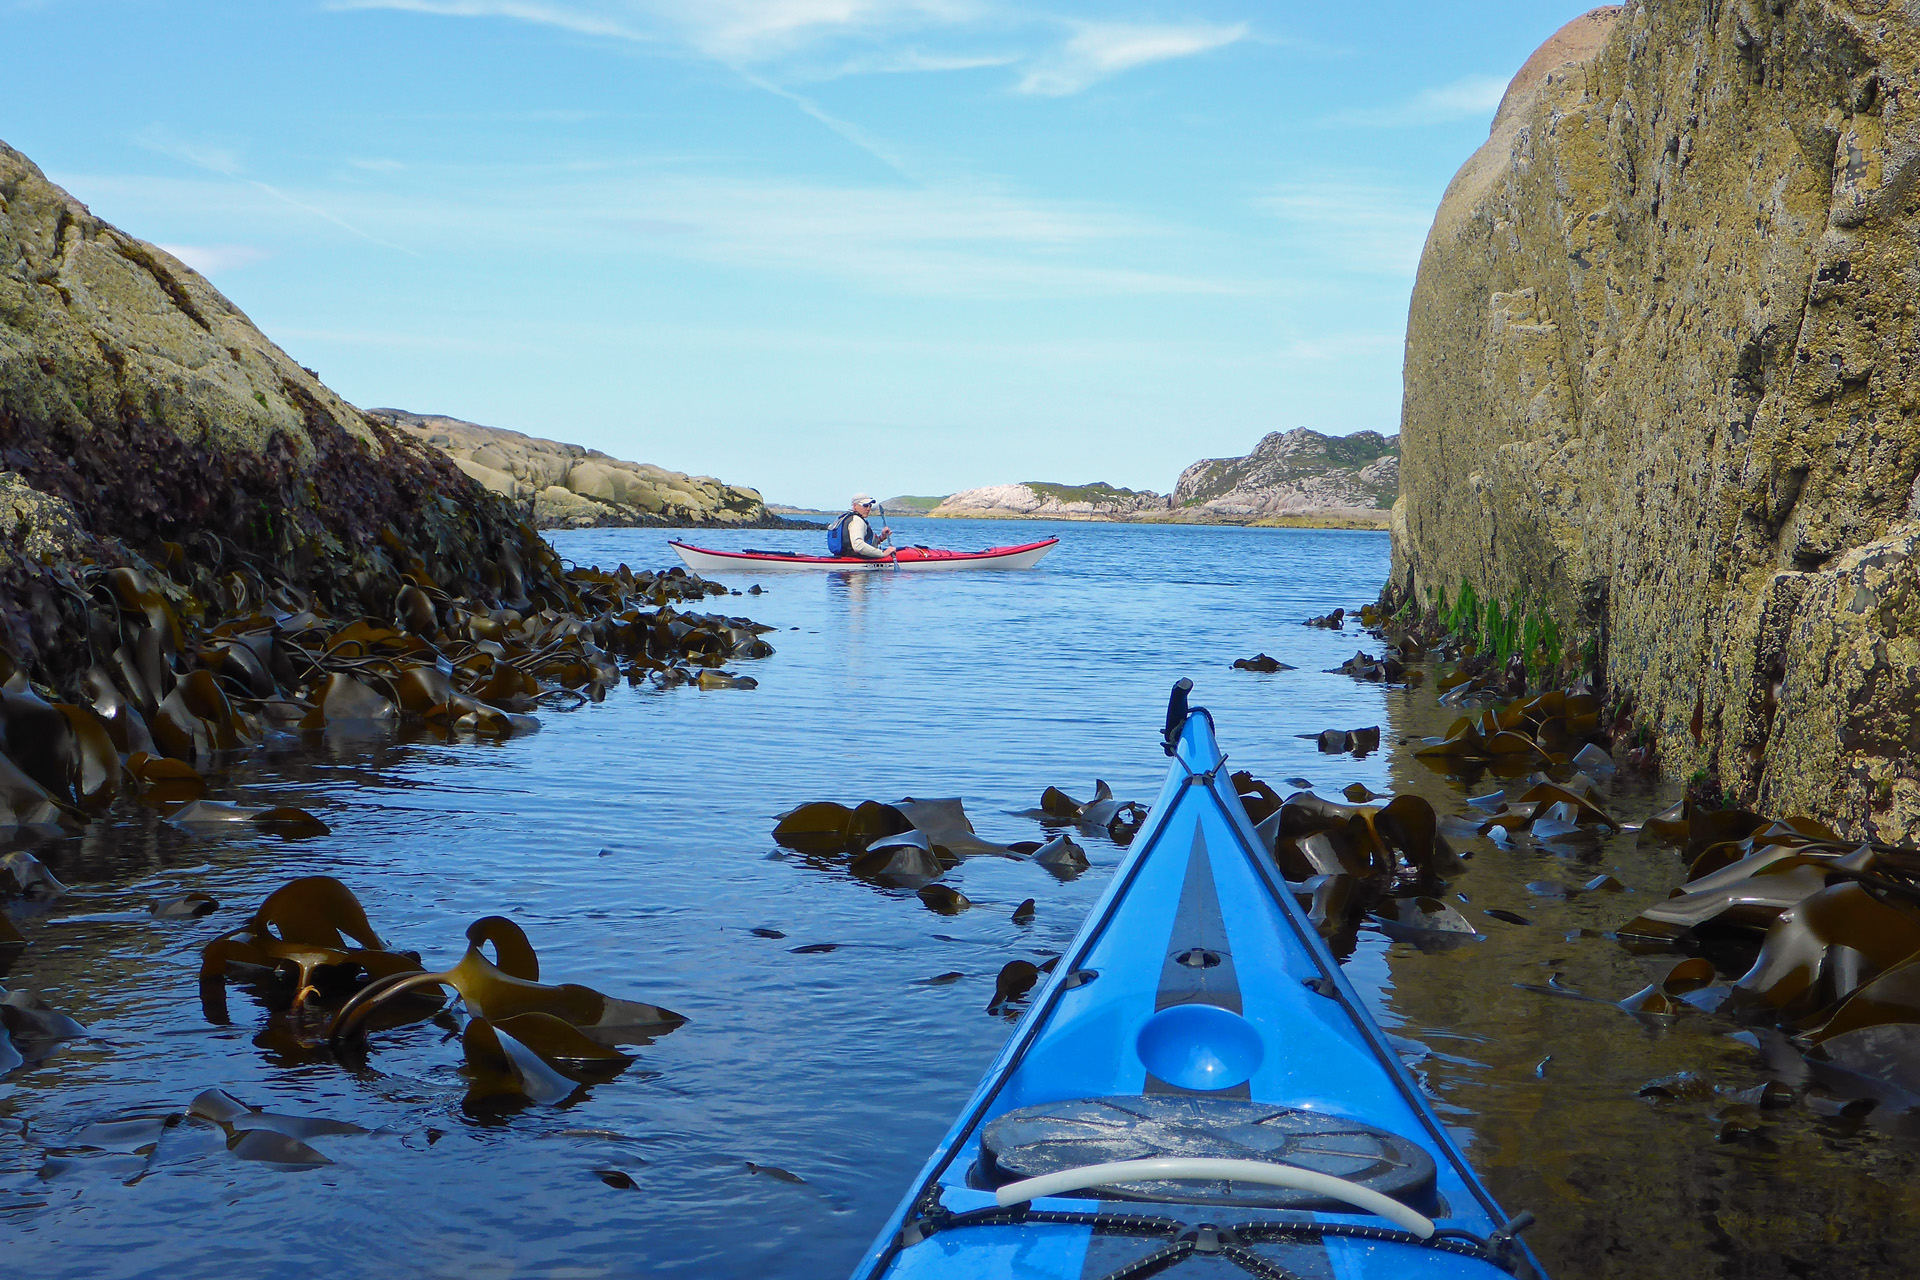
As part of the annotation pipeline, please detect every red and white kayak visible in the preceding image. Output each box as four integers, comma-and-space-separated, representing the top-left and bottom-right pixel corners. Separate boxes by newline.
669, 537, 1058, 573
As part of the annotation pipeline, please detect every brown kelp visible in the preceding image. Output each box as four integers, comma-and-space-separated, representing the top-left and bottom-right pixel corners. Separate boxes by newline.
4, 542, 770, 801
41, 1087, 375, 1178
1018, 780, 1149, 845
1327, 650, 1407, 683
774, 795, 1033, 868
1235, 773, 1462, 956
1299, 726, 1381, 758
328, 914, 683, 1047
1567, 787, 1920, 1105
199, 877, 424, 1023
1413, 689, 1607, 778
772, 788, 1141, 919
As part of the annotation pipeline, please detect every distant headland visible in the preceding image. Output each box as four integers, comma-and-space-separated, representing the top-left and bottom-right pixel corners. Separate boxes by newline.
919, 428, 1397, 528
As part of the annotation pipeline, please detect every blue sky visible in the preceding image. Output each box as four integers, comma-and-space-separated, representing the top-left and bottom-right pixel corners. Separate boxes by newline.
0, 1, 1597, 508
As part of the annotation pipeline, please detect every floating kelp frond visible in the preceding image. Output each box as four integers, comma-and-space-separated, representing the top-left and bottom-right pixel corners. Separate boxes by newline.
1370, 896, 1481, 943
1, 851, 68, 899
169, 799, 330, 840
1617, 958, 1721, 1017
988, 960, 1039, 1013
0, 984, 88, 1066
125, 751, 206, 806
1269, 792, 1452, 890
1029, 833, 1089, 880
1299, 727, 1380, 757
200, 877, 423, 1023
1327, 650, 1404, 683
1016, 780, 1148, 843
916, 884, 972, 915
327, 914, 684, 1049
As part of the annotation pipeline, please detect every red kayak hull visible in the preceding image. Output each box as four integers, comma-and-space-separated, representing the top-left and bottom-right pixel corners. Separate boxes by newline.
670, 538, 1059, 573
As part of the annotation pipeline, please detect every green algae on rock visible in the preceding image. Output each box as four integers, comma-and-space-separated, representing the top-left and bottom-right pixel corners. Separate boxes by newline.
1392, 3, 1920, 841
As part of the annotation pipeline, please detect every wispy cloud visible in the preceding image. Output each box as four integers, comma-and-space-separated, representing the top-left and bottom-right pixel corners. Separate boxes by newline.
324, 0, 649, 42
1017, 21, 1247, 96
1255, 180, 1434, 278
65, 165, 1250, 300
155, 243, 271, 275
324, 0, 973, 60
132, 124, 244, 175
1321, 74, 1508, 128
327, 1, 1251, 96
663, 0, 978, 63
800, 46, 1019, 79
133, 124, 416, 253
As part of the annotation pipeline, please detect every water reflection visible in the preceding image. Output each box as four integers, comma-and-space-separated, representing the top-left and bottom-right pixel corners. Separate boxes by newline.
0, 520, 1910, 1279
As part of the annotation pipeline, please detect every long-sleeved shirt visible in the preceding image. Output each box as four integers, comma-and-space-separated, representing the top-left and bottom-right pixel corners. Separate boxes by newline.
846, 513, 891, 558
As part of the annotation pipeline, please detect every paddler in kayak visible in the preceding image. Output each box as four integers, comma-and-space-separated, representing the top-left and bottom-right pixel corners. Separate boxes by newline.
829, 494, 894, 560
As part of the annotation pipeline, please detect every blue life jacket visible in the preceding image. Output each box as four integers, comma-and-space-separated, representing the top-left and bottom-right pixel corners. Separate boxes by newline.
827, 511, 858, 556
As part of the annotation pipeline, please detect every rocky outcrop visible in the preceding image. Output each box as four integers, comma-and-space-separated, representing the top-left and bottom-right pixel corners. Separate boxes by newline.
0, 138, 536, 679
880, 495, 948, 513
1393, 3, 1920, 839
1173, 429, 1398, 522
369, 409, 794, 530
931, 482, 1169, 520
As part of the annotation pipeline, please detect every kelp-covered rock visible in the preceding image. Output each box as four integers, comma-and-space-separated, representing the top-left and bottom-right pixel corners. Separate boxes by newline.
1393, 3, 1920, 840
0, 136, 538, 679
369, 409, 801, 531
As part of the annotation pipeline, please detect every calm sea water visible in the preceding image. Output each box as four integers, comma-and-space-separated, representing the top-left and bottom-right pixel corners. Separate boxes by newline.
0, 518, 1910, 1277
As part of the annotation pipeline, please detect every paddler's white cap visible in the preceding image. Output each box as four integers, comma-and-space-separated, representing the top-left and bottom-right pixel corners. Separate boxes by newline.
851, 493, 874, 506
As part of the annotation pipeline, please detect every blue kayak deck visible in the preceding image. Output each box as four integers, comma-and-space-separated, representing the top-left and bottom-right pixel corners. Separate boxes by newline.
855, 700, 1540, 1280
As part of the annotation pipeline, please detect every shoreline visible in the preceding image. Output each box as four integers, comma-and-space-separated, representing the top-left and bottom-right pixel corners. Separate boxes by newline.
923, 508, 1391, 531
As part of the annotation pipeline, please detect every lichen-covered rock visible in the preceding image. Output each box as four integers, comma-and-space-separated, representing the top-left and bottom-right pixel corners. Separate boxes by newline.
370, 408, 793, 530
1174, 429, 1398, 521
0, 137, 534, 678
1394, 3, 1920, 838
0, 472, 83, 567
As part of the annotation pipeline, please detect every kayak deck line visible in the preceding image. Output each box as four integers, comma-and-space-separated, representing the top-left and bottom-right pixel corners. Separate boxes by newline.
853, 680, 1544, 1279
893, 1198, 1536, 1272
668, 537, 1058, 573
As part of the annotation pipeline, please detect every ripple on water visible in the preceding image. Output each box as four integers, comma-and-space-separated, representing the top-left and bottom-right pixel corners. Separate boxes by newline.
0, 519, 1910, 1279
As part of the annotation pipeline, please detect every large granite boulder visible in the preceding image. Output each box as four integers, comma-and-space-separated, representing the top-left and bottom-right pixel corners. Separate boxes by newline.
1173, 429, 1398, 522
370, 408, 786, 529
0, 138, 527, 673
1394, 3, 1920, 838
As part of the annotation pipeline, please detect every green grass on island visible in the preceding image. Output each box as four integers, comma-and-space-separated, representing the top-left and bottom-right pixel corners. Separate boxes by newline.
1021, 480, 1153, 504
